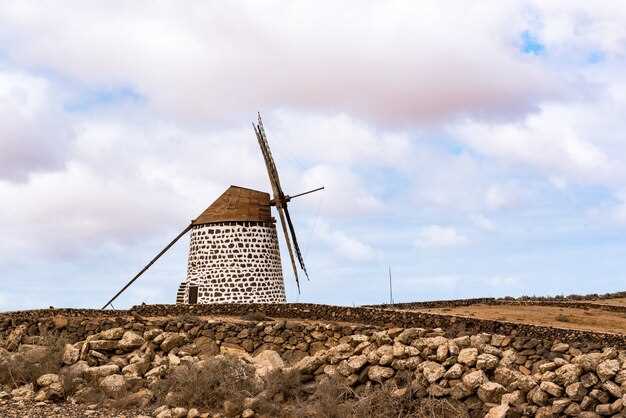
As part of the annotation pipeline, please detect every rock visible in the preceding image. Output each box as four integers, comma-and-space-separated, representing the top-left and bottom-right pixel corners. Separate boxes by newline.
484, 404, 509, 418
581, 372, 599, 388
156, 410, 173, 418
462, 370, 487, 391
501, 390, 523, 406
347, 355, 368, 372
555, 363, 582, 386
530, 388, 550, 406
476, 353, 498, 370
444, 363, 463, 379
123, 388, 154, 407
395, 328, 423, 344
294, 351, 328, 374
458, 348, 478, 366
596, 403, 612, 416
52, 315, 68, 330
187, 408, 200, 418
477, 382, 506, 403
539, 381, 562, 397
84, 364, 120, 380
63, 343, 80, 365
565, 382, 587, 401
253, 350, 284, 378
172, 407, 188, 417
551, 342, 570, 353
597, 359, 619, 381
122, 358, 151, 377
11, 383, 34, 400
242, 409, 255, 418
161, 333, 186, 352
327, 343, 353, 363
603, 381, 622, 398
564, 403, 581, 416
36, 373, 61, 387
100, 374, 126, 399
368, 366, 394, 382
89, 340, 118, 351
6, 324, 27, 351
420, 361, 445, 383
118, 331, 144, 350
573, 353, 603, 372
99, 327, 125, 340
34, 382, 64, 401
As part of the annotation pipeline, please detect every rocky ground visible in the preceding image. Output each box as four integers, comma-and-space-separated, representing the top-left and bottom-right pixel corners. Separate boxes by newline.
3, 311, 626, 417
0, 398, 151, 418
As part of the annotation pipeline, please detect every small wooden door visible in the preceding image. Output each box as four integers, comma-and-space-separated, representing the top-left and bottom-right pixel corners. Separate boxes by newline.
188, 286, 198, 304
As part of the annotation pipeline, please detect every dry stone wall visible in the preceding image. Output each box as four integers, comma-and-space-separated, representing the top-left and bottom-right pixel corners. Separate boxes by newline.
3, 313, 626, 417
184, 221, 285, 304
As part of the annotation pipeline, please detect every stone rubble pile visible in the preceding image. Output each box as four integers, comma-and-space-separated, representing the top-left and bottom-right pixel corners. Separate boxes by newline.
2, 317, 626, 417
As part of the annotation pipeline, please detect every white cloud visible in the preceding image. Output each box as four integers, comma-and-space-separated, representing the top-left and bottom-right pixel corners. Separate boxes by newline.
414, 225, 469, 248
314, 221, 376, 261
0, 1, 558, 125
0, 70, 73, 181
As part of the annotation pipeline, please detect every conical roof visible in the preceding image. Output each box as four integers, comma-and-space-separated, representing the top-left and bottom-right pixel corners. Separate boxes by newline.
192, 185, 272, 225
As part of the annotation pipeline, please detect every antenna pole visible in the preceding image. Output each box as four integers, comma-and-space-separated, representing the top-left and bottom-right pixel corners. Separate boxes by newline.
101, 223, 193, 309
388, 266, 394, 305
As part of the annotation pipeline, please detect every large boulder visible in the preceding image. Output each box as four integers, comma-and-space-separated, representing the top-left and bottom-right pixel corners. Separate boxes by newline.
253, 350, 284, 378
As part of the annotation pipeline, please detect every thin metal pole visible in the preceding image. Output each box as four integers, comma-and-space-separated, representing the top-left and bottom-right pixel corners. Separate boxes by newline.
288, 186, 324, 200
388, 266, 394, 305
101, 223, 193, 309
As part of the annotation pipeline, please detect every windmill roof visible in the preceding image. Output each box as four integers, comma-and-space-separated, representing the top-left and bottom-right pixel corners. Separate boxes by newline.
192, 185, 272, 225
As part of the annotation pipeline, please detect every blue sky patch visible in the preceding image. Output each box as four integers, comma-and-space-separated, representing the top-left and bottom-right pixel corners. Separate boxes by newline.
520, 31, 545, 55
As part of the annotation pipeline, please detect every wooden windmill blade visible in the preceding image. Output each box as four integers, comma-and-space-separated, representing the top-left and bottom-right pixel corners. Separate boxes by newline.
253, 116, 301, 292
283, 205, 309, 279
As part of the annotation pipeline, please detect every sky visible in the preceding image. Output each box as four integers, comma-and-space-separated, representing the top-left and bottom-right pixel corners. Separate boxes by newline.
2, 1, 626, 311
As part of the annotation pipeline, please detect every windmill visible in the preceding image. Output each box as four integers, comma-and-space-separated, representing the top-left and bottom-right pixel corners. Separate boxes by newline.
102, 114, 322, 308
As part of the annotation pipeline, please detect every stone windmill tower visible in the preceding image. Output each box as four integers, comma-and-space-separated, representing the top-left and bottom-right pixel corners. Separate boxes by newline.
102, 114, 322, 308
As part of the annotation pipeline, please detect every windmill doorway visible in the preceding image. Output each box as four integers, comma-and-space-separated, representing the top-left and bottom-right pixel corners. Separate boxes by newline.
188, 285, 198, 304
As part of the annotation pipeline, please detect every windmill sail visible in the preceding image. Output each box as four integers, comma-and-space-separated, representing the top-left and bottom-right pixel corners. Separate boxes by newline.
283, 205, 308, 279
253, 116, 302, 292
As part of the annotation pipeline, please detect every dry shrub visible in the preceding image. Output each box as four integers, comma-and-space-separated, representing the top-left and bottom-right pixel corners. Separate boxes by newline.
0, 335, 66, 388
556, 314, 572, 323
156, 355, 260, 409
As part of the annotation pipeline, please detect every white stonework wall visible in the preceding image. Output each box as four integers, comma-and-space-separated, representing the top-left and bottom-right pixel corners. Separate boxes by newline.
182, 221, 286, 304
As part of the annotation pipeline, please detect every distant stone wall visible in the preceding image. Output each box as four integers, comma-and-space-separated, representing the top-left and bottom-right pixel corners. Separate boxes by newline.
364, 298, 626, 314
184, 221, 285, 304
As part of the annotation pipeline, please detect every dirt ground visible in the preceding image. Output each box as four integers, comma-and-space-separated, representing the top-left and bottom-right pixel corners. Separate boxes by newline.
0, 399, 151, 418
415, 304, 626, 335
585, 297, 626, 307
